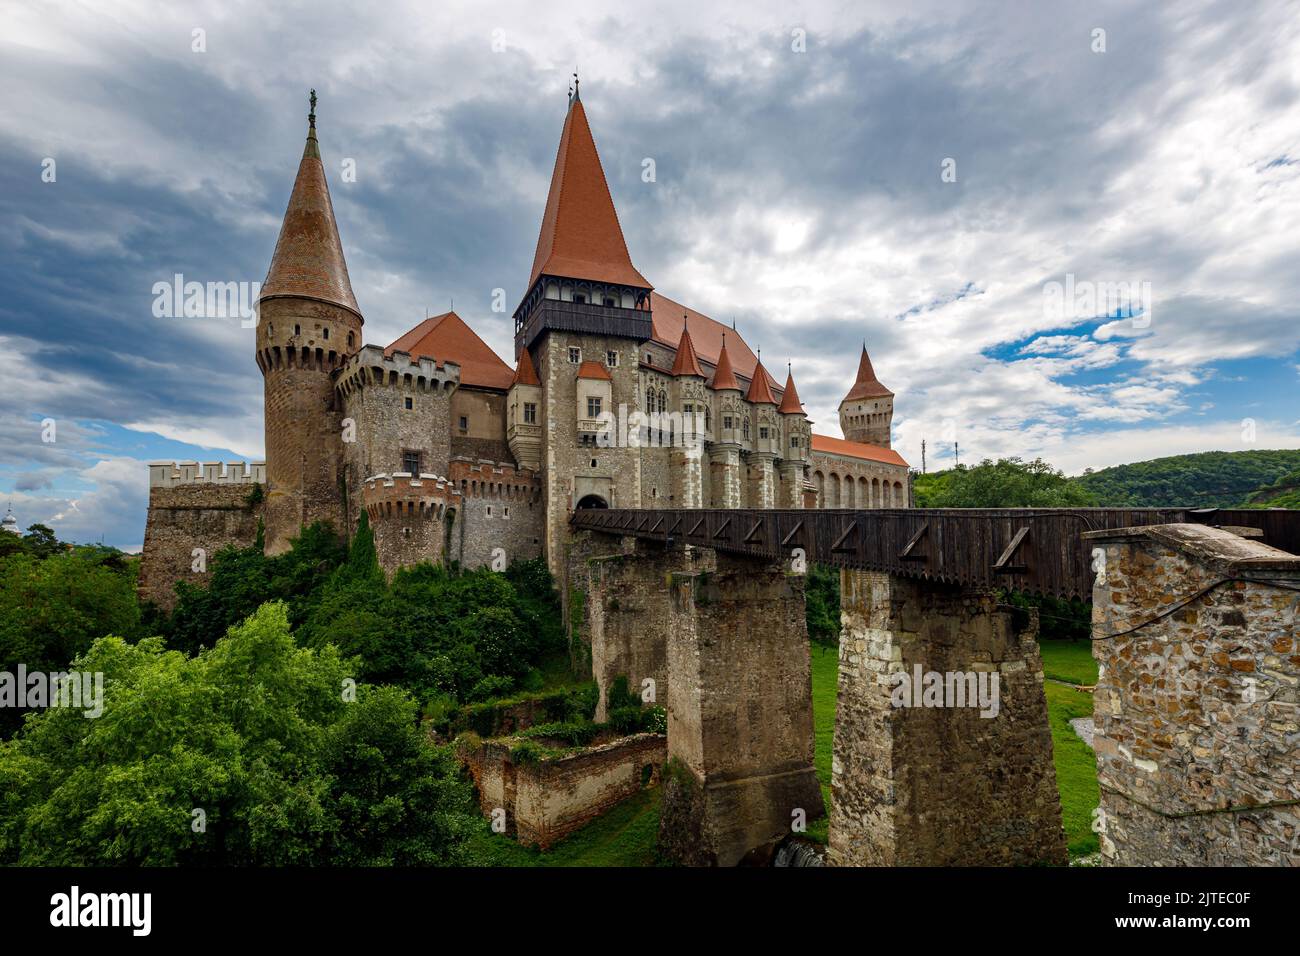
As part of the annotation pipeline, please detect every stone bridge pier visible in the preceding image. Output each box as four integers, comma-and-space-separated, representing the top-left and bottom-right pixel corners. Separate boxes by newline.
1086, 524, 1300, 866
828, 569, 1068, 866
578, 535, 822, 865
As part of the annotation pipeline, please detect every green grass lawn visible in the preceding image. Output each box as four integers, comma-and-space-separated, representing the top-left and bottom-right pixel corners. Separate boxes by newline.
1038, 639, 1099, 686
806, 645, 838, 843
1044, 680, 1100, 857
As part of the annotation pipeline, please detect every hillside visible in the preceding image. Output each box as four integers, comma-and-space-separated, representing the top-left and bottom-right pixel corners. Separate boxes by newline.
1070, 449, 1300, 508
1242, 468, 1300, 509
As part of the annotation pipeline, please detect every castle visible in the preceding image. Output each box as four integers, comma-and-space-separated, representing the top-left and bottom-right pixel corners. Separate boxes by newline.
138, 88, 909, 608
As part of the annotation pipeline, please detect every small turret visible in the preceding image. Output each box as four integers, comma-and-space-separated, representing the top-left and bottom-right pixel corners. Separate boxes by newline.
508, 347, 543, 471
839, 343, 893, 448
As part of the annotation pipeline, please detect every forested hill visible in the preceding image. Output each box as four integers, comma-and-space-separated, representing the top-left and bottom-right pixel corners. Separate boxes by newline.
1071, 449, 1300, 508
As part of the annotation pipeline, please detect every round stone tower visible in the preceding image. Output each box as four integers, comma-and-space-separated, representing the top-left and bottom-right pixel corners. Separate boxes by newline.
839, 344, 894, 448
255, 94, 363, 554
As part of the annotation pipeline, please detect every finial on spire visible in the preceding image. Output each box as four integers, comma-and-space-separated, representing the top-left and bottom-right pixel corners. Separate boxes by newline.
308, 89, 317, 129
683, 312, 688, 331
574, 72, 580, 101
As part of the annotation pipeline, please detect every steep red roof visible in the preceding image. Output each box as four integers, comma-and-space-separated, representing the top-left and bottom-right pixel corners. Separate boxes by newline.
812, 433, 909, 467
528, 97, 650, 290
745, 359, 777, 404
844, 345, 893, 401
669, 323, 704, 377
710, 338, 741, 391
386, 311, 514, 390
576, 360, 612, 381
649, 293, 761, 378
777, 370, 805, 415
261, 118, 361, 317
512, 346, 541, 387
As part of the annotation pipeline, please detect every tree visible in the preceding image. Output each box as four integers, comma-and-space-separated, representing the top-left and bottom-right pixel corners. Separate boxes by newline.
919, 457, 1096, 508
0, 602, 482, 865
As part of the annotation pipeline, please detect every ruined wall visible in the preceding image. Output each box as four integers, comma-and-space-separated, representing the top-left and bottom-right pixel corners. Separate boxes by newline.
1087, 523, 1300, 866
447, 458, 544, 569
138, 463, 265, 611
466, 734, 666, 849
659, 553, 823, 866
828, 570, 1066, 866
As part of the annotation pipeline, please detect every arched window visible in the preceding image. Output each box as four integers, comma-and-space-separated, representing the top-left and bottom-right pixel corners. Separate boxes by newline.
743, 419, 750, 440
658, 389, 667, 413
646, 387, 654, 411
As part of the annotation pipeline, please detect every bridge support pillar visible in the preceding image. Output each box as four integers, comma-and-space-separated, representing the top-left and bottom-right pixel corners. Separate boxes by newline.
828, 569, 1067, 865
1086, 524, 1300, 866
583, 538, 712, 721
659, 553, 824, 865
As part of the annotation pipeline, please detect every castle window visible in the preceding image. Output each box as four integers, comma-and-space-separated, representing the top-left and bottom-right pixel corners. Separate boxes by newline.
573, 293, 587, 304
646, 388, 654, 410
591, 459, 598, 468
743, 420, 750, 439
503, 507, 511, 518
404, 396, 413, 410
603, 296, 616, 308
684, 402, 693, 414
646, 352, 652, 363
723, 416, 733, 430
587, 397, 602, 418
402, 451, 421, 474
268, 323, 274, 337
658, 390, 667, 413
347, 332, 354, 347
606, 350, 618, 367
323, 327, 329, 340
791, 436, 800, 449
568, 347, 581, 364
294, 324, 301, 336
487, 505, 493, 517
524, 402, 537, 424
760, 426, 769, 439
458, 416, 468, 433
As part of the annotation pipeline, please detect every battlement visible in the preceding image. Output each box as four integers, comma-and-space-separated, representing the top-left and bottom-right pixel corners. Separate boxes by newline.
449, 456, 542, 501
149, 461, 266, 488
337, 344, 461, 396
362, 472, 463, 520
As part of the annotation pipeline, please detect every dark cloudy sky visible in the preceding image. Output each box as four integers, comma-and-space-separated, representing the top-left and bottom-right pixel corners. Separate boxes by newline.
2, 0, 1298, 549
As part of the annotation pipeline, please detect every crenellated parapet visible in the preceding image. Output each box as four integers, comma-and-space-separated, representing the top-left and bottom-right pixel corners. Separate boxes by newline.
336, 345, 460, 397
449, 457, 542, 502
361, 472, 462, 521
149, 461, 267, 487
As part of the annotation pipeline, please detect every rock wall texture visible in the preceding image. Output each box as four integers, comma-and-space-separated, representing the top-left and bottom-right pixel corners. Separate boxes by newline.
828, 569, 1067, 866
1086, 523, 1300, 866
659, 554, 823, 866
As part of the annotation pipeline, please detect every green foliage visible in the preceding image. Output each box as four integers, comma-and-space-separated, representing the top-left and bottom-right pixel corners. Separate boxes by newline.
0, 545, 142, 737
805, 564, 841, 647
916, 457, 1096, 508
516, 721, 603, 747
1074, 449, 1300, 508
1002, 591, 1091, 642
0, 602, 482, 865
1243, 466, 1300, 509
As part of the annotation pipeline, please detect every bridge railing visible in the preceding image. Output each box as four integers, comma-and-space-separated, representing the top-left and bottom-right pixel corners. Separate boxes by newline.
570, 507, 1300, 599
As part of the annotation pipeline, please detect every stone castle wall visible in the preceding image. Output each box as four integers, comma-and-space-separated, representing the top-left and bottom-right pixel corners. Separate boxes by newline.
1087, 523, 1300, 866
138, 464, 265, 611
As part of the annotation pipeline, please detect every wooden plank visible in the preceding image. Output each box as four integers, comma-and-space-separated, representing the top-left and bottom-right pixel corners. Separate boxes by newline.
993, 525, 1029, 574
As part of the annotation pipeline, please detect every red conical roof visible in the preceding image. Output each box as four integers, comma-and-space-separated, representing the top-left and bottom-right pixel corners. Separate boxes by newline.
710, 337, 741, 391
528, 96, 650, 290
844, 345, 892, 401
261, 117, 361, 318
778, 370, 805, 415
670, 322, 704, 377
512, 346, 541, 387
745, 358, 777, 404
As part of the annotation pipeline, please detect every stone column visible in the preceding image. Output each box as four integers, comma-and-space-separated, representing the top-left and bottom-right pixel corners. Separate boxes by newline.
670, 445, 703, 509
659, 553, 824, 866
778, 459, 805, 509
748, 453, 776, 510
707, 445, 741, 508
584, 540, 712, 721
1085, 523, 1300, 866
828, 569, 1067, 866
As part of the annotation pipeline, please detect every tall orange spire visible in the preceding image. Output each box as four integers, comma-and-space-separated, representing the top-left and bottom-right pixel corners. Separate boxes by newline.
710, 336, 741, 391
261, 91, 361, 318
527, 93, 650, 290
670, 319, 704, 377
778, 368, 805, 415
844, 343, 892, 401
745, 356, 777, 404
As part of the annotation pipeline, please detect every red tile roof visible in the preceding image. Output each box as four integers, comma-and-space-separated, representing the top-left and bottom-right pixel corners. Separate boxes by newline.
512, 346, 541, 387
261, 122, 361, 317
710, 338, 741, 391
528, 98, 650, 290
650, 292, 764, 380
844, 345, 893, 401
386, 311, 514, 390
745, 359, 777, 404
777, 370, 805, 415
576, 360, 612, 381
669, 324, 704, 377
812, 433, 909, 467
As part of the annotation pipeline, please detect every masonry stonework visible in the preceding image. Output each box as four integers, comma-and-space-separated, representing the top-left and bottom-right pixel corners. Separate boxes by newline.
828, 569, 1067, 866
1086, 523, 1300, 866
